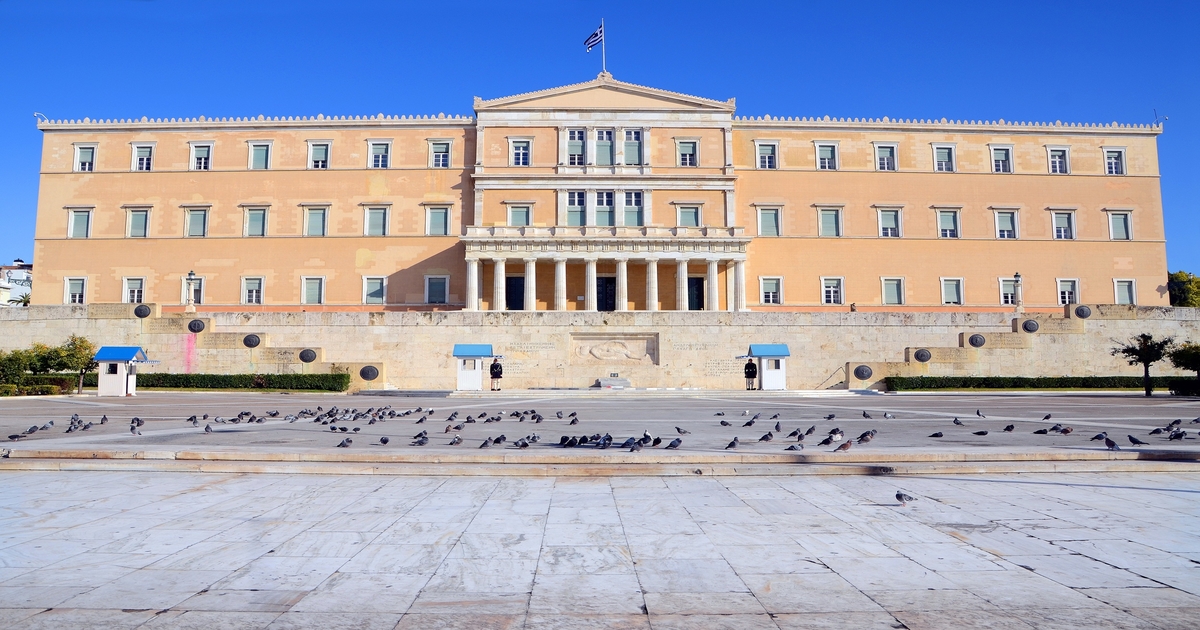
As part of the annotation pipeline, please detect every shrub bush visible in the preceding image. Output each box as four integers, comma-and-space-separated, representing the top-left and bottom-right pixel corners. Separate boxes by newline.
0, 384, 17, 396
884, 376, 1189, 391
135, 373, 350, 391
1169, 380, 1200, 396
18, 385, 61, 396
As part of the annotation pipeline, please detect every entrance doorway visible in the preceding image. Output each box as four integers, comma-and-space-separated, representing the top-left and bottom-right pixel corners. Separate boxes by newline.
687, 277, 705, 311
505, 277, 525, 310
596, 277, 617, 311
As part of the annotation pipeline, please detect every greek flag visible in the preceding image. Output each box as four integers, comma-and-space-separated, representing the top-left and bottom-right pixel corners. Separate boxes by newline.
584, 24, 604, 52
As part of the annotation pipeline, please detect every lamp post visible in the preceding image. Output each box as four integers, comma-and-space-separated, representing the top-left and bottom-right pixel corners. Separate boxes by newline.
1013, 271, 1024, 314
185, 270, 197, 313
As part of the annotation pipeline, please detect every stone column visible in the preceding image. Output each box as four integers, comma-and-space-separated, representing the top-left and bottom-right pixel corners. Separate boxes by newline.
554, 258, 567, 311
523, 258, 538, 312
706, 259, 720, 311
465, 258, 479, 311
676, 259, 689, 311
615, 258, 629, 311
645, 258, 659, 311
584, 258, 598, 311
492, 258, 506, 311
735, 259, 747, 311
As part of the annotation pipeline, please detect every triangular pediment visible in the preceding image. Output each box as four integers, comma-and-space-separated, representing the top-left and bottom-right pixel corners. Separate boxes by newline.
475, 73, 735, 112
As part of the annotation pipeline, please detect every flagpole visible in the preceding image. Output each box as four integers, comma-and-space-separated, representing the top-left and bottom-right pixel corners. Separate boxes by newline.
601, 18, 606, 73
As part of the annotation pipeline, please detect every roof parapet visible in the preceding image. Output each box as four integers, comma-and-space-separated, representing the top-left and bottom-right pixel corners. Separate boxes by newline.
37, 112, 475, 130
732, 115, 1162, 133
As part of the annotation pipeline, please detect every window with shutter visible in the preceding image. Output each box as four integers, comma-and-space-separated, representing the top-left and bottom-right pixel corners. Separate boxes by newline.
67, 279, 85, 304
135, 146, 153, 171
512, 141, 530, 166
623, 130, 642, 165
595, 131, 613, 166
879, 210, 900, 237
128, 210, 148, 238
304, 278, 324, 305
1053, 213, 1073, 239
509, 207, 530, 227
244, 278, 263, 304
595, 192, 614, 227
935, 146, 954, 172
187, 209, 207, 237
246, 209, 266, 237
1058, 280, 1077, 305
193, 145, 210, 171
1001, 280, 1016, 305
1049, 149, 1068, 174
566, 191, 585, 227
567, 129, 585, 166
306, 208, 326, 236
624, 192, 643, 227
678, 141, 697, 166
819, 209, 840, 237
757, 144, 776, 169
942, 279, 963, 305
370, 143, 389, 168
69, 210, 90, 238
431, 142, 450, 168
992, 148, 1012, 173
250, 145, 270, 170
938, 211, 958, 238
679, 207, 700, 227
125, 278, 144, 304
1115, 280, 1135, 305
364, 278, 385, 304
426, 277, 448, 304
77, 146, 95, 172
366, 208, 387, 236
761, 278, 781, 304
817, 145, 837, 170
996, 212, 1016, 239
823, 278, 843, 305
427, 208, 449, 235
876, 145, 896, 171
310, 144, 329, 169
1110, 213, 1131, 240
883, 279, 903, 305
759, 209, 779, 236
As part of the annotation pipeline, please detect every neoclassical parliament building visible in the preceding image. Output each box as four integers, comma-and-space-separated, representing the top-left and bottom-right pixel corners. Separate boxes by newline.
33, 73, 1166, 313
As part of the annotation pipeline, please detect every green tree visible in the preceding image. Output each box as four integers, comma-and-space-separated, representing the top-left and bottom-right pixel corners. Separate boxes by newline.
1168, 271, 1200, 307
0, 350, 31, 385
59, 335, 98, 394
7, 293, 30, 306
1112, 333, 1175, 396
27, 343, 67, 375
1170, 342, 1200, 381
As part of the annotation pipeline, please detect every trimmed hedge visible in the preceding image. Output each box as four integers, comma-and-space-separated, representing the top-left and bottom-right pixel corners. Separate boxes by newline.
19, 385, 61, 396
885, 376, 1189, 391
134, 373, 350, 391
0, 384, 17, 396
23, 374, 95, 390
1170, 380, 1200, 396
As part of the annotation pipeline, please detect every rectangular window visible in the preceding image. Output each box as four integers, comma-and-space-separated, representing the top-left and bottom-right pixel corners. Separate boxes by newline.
624, 191, 644, 227
1109, 212, 1131, 240
567, 129, 586, 166
508, 206, 530, 227
128, 209, 149, 238
246, 208, 267, 237
817, 144, 837, 170
623, 129, 642, 165
303, 278, 324, 305
364, 277, 386, 305
823, 278, 843, 305
1049, 148, 1069, 174
1001, 279, 1017, 305
761, 278, 781, 304
1053, 212, 1074, 239
427, 207, 449, 236
426, 276, 448, 304
595, 130, 613, 166
938, 210, 959, 238
819, 209, 841, 237
193, 145, 211, 171
1058, 280, 1077, 305
882, 278, 904, 305
186, 209, 207, 237
876, 145, 896, 171
69, 210, 91, 238
757, 143, 777, 169
77, 146, 95, 172
758, 208, 780, 236
512, 140, 530, 166
431, 142, 450, 168
678, 206, 701, 228
250, 144, 270, 170
935, 146, 955, 172
134, 145, 153, 171
678, 141, 697, 167
125, 278, 144, 304
879, 210, 900, 237
1115, 280, 1135, 305
244, 277, 263, 305
595, 192, 615, 227
370, 143, 389, 169
366, 207, 388, 236
566, 191, 585, 227
67, 278, 85, 304
942, 279, 963, 305
996, 211, 1017, 239
306, 208, 327, 236
1105, 150, 1125, 175
992, 147, 1012, 173
310, 143, 329, 169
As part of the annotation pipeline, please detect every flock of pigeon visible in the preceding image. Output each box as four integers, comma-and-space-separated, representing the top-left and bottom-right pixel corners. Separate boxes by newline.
926, 410, 1197, 450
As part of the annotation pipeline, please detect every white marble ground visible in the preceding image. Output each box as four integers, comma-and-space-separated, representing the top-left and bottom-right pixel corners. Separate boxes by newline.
1, 471, 1198, 629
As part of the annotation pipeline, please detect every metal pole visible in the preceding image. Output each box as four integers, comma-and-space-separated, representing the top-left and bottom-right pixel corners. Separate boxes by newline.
601, 18, 606, 73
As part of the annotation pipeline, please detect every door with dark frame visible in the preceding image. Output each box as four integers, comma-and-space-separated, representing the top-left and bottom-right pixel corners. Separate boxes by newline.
596, 277, 617, 312
687, 277, 705, 311
505, 277, 525, 311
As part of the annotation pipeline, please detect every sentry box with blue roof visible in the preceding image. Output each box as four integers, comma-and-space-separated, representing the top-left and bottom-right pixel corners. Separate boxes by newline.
94, 346, 151, 397
737, 344, 791, 390
452, 344, 501, 391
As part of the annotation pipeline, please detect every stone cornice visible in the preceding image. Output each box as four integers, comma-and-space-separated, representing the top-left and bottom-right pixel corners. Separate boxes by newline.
37, 113, 474, 132
733, 115, 1162, 136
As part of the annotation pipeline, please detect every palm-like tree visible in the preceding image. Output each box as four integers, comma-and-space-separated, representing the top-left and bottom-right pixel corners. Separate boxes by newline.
7, 293, 30, 307
1112, 333, 1175, 397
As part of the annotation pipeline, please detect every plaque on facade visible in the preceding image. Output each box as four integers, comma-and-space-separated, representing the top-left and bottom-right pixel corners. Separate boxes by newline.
569, 333, 658, 365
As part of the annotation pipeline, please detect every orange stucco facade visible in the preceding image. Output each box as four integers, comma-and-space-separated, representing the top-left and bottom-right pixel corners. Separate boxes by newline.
32, 74, 1167, 313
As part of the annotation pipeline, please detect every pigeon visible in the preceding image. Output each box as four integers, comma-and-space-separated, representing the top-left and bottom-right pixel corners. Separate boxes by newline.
1104, 437, 1120, 451
1169, 430, 1186, 441
824, 414, 835, 420
973, 431, 989, 436
774, 422, 782, 433
564, 436, 579, 448
676, 427, 691, 435
100, 415, 108, 424
805, 425, 816, 436
204, 423, 212, 434
629, 441, 643, 452
1192, 417, 1200, 424
976, 410, 986, 418
725, 437, 739, 450
770, 414, 780, 419
1033, 428, 1049, 434
569, 418, 579, 426
1060, 427, 1073, 435
896, 491, 917, 507
413, 430, 428, 439
652, 437, 662, 447
339, 427, 349, 433
494, 434, 507, 445
411, 436, 429, 446
620, 437, 636, 449
1169, 419, 1182, 428
1090, 432, 1108, 441
8, 434, 25, 441
883, 412, 896, 419
515, 438, 529, 449
714, 412, 725, 416
330, 425, 339, 432
833, 441, 852, 452
742, 419, 755, 427
665, 438, 682, 449
1149, 428, 1164, 435
380, 436, 390, 445
857, 433, 874, 444
929, 432, 944, 438
759, 432, 774, 442
23, 425, 37, 435
786, 429, 800, 438
817, 436, 834, 446
785, 444, 802, 451
828, 430, 844, 441
1042, 414, 1053, 421
1003, 425, 1015, 432
130, 425, 141, 436
191, 418, 199, 427
1127, 435, 1148, 446
415, 416, 426, 424
1050, 423, 1064, 433
953, 418, 964, 426
556, 411, 564, 419
479, 437, 493, 448
863, 411, 872, 419
336, 438, 352, 447
720, 420, 732, 426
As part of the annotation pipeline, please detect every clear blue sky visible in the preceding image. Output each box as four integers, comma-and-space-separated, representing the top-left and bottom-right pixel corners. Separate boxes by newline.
1, 0, 1196, 270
